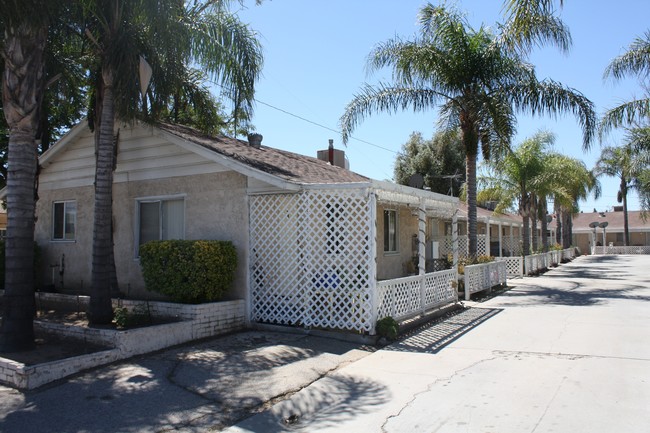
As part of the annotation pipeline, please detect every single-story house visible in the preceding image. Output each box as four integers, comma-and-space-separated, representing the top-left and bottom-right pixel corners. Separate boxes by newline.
566, 208, 650, 253
434, 203, 525, 258
33, 121, 459, 334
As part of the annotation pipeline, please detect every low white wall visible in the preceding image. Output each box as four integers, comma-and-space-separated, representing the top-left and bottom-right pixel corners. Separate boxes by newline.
0, 295, 246, 390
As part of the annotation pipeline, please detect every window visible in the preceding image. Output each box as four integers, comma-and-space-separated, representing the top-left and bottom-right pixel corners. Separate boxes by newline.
137, 198, 185, 250
52, 201, 76, 240
383, 209, 397, 252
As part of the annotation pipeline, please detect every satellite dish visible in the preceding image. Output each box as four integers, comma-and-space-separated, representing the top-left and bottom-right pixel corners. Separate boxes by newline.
599, 221, 609, 228
589, 221, 600, 228
407, 173, 424, 189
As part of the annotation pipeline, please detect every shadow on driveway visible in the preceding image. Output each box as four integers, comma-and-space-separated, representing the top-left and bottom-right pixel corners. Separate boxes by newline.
386, 307, 502, 354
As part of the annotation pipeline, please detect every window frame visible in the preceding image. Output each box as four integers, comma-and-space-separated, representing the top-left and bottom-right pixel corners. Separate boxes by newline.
134, 194, 186, 257
383, 208, 398, 253
52, 200, 77, 242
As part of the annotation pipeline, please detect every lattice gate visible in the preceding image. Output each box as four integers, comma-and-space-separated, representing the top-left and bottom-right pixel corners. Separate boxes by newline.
249, 188, 375, 333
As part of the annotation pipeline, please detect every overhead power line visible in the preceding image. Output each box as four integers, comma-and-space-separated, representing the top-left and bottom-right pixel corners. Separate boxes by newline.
253, 99, 398, 154
208, 80, 399, 154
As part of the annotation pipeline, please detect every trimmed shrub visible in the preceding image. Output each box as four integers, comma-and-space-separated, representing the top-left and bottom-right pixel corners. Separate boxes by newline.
0, 240, 43, 290
376, 316, 399, 341
139, 240, 237, 303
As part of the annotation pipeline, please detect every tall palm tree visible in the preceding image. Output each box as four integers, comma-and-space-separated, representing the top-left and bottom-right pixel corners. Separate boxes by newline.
593, 133, 650, 246
478, 132, 554, 256
0, 1, 53, 351
543, 153, 598, 250
82, 0, 262, 324
601, 31, 650, 134
340, 4, 595, 258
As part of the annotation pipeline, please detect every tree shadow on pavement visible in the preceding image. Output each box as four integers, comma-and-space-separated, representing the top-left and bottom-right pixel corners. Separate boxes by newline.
496, 283, 650, 307
385, 307, 502, 354
233, 374, 390, 432
0, 331, 374, 433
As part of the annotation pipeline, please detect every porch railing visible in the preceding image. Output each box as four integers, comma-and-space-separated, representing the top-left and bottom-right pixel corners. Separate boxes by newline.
495, 256, 524, 277
463, 261, 507, 300
376, 269, 457, 322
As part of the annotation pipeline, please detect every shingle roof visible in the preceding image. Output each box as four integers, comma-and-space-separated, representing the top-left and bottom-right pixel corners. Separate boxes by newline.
557, 210, 650, 232
158, 123, 369, 185
456, 202, 522, 225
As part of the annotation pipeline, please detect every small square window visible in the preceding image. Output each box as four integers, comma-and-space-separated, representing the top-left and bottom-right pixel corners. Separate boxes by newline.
384, 209, 397, 252
53, 201, 76, 241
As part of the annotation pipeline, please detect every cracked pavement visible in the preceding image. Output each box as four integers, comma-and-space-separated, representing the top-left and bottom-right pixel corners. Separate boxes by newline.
226, 255, 650, 433
1, 254, 649, 432
0, 331, 371, 432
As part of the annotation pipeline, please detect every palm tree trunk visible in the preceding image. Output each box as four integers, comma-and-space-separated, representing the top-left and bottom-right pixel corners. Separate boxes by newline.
623, 189, 630, 247
554, 203, 562, 246
521, 194, 531, 257
540, 198, 549, 252
88, 69, 116, 325
466, 153, 478, 258
563, 211, 572, 249
531, 195, 538, 252
0, 22, 48, 351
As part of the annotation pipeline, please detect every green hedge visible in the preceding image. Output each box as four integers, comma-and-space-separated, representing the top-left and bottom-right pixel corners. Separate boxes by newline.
139, 240, 237, 303
0, 239, 43, 290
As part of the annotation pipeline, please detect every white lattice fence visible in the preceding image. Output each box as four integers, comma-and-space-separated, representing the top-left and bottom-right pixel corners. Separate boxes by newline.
600, 246, 650, 255
424, 269, 457, 307
562, 248, 575, 261
249, 189, 374, 333
524, 253, 548, 275
438, 235, 467, 258
477, 235, 488, 256
376, 269, 457, 322
376, 276, 421, 321
496, 256, 524, 277
464, 261, 507, 300
501, 237, 522, 256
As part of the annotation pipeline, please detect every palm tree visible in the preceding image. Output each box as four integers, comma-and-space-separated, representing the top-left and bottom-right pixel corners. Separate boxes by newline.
593, 132, 650, 246
82, 0, 263, 324
340, 4, 595, 258
543, 153, 598, 250
0, 1, 51, 351
478, 132, 553, 256
600, 31, 650, 134
542, 160, 595, 251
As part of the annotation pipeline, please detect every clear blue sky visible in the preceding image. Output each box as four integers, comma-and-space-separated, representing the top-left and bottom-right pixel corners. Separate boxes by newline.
232, 0, 650, 212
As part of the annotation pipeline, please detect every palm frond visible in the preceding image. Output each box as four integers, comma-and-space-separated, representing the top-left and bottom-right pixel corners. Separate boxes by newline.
603, 31, 650, 81
600, 98, 650, 138
340, 84, 443, 144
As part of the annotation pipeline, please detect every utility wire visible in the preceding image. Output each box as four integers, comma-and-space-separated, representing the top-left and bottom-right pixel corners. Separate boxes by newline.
254, 99, 398, 154
210, 80, 399, 154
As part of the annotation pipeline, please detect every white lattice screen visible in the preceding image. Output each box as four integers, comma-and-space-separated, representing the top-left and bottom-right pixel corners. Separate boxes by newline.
249, 188, 374, 333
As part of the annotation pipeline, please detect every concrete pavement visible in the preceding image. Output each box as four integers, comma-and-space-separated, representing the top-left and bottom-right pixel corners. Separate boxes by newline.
0, 330, 371, 432
226, 254, 650, 433
1, 254, 649, 432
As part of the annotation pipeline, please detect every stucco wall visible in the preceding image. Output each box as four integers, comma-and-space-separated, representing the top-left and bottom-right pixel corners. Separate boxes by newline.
35, 186, 94, 292
376, 204, 419, 280
35, 171, 249, 300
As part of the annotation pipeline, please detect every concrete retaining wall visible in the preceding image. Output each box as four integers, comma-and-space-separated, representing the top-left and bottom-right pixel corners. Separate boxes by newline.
0, 295, 246, 390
